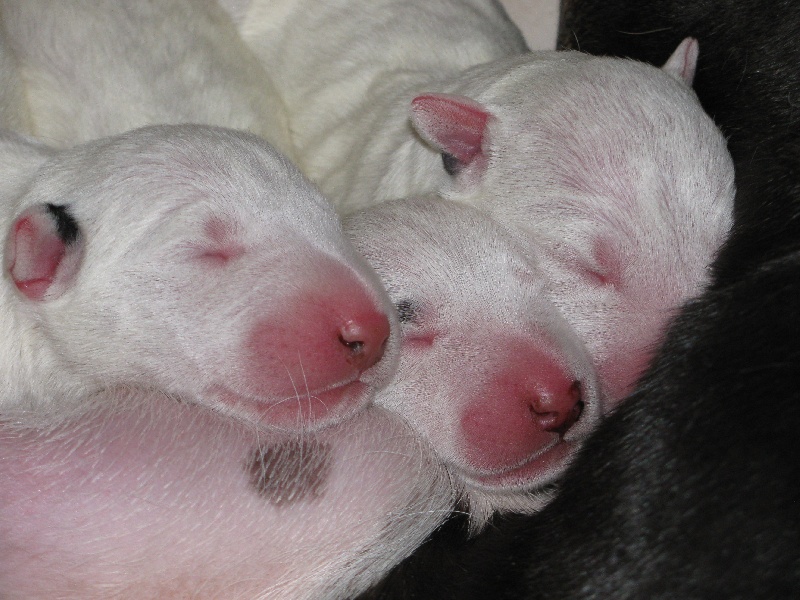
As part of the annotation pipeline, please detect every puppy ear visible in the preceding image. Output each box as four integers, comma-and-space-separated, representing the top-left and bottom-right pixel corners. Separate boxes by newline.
5, 203, 84, 301
411, 93, 492, 178
662, 37, 699, 86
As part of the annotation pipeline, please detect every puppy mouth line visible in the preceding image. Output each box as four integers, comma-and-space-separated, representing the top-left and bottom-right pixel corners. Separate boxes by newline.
215, 376, 370, 406
459, 439, 577, 490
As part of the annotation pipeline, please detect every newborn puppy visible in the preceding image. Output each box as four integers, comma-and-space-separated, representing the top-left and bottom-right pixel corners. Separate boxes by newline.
223, 0, 733, 524
355, 1, 800, 597
359, 244, 800, 600
345, 196, 601, 521
411, 41, 733, 402
1, 125, 397, 430
223, 0, 734, 404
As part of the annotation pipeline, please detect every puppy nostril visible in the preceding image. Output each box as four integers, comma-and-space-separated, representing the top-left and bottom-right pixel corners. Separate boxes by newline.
337, 313, 390, 372
570, 380, 583, 404
554, 400, 584, 435
548, 400, 584, 436
537, 380, 584, 436
338, 334, 364, 355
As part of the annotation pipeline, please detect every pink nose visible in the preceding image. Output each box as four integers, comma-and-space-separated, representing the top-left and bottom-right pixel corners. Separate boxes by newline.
337, 312, 390, 373
528, 379, 583, 435
460, 347, 583, 473
246, 261, 394, 407
249, 302, 391, 396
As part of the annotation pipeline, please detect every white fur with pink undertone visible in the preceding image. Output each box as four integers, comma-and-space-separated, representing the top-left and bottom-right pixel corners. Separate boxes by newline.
345, 196, 601, 522
221, 0, 734, 514
223, 0, 733, 400
0, 125, 398, 430
0, 392, 453, 599
409, 41, 733, 401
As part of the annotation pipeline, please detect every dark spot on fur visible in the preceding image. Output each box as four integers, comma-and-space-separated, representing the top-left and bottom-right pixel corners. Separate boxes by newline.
441, 152, 462, 176
245, 438, 332, 506
395, 299, 418, 324
45, 203, 80, 244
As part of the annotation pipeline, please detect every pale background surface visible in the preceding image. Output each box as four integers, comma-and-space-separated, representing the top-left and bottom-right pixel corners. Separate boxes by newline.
499, 0, 560, 50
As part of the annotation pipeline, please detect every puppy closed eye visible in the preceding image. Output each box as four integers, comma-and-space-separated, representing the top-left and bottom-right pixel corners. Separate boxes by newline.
395, 299, 438, 349
581, 238, 624, 289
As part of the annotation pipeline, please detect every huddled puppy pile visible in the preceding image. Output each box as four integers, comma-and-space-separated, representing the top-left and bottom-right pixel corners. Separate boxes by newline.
359, 0, 800, 598
217, 0, 734, 523
2, 0, 793, 598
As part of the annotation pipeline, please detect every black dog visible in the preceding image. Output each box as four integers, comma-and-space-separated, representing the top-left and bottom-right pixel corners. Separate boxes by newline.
359, 1, 800, 597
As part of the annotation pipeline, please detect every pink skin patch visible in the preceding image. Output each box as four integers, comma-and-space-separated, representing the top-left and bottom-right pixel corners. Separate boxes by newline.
459, 344, 583, 484
227, 262, 391, 428
411, 93, 490, 165
9, 215, 67, 301
403, 330, 438, 350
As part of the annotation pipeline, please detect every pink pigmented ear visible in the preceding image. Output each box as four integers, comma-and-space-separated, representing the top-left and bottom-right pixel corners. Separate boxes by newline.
662, 37, 699, 86
5, 204, 83, 301
410, 93, 491, 167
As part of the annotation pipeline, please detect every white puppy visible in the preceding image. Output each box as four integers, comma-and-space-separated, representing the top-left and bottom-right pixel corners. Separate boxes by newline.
345, 196, 602, 522
0, 392, 453, 599
407, 45, 734, 401
1, 125, 398, 430
224, 0, 734, 404
216, 1, 734, 521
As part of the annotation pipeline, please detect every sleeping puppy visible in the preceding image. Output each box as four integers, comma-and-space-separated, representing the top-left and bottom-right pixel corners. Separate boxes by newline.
357, 1, 800, 597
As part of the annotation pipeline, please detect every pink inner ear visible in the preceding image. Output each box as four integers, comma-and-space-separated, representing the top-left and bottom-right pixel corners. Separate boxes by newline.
662, 37, 699, 86
411, 93, 490, 164
8, 214, 67, 301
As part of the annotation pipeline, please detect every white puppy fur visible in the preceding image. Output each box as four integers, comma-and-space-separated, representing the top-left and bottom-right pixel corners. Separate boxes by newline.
345, 196, 602, 523
0, 13, 29, 133
1, 125, 398, 430
1, 1, 403, 431
219, 0, 734, 517
0, 0, 293, 157
0, 391, 453, 600
220, 0, 526, 204
224, 0, 734, 402
0, 391, 454, 599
